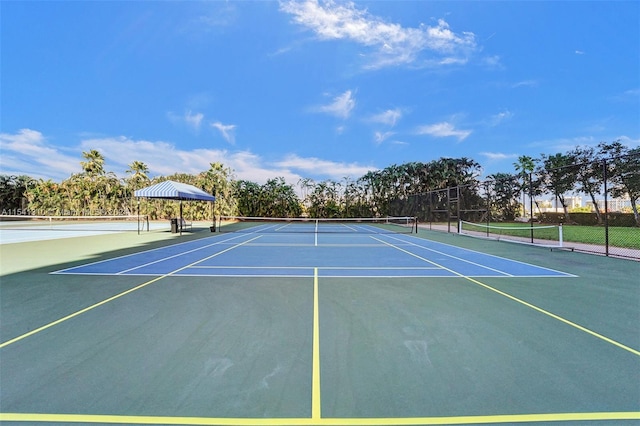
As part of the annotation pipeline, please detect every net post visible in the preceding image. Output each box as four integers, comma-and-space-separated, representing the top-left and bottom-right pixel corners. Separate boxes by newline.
558, 223, 563, 248
414, 216, 418, 233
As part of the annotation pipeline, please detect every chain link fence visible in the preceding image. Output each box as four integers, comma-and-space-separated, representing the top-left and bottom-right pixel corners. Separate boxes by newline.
389, 151, 640, 260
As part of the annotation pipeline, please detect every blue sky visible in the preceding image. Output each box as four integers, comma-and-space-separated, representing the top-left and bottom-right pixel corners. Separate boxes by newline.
1, 1, 638, 188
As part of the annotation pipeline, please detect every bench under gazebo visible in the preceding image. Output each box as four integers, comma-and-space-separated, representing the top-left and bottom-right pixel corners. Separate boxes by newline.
134, 180, 216, 235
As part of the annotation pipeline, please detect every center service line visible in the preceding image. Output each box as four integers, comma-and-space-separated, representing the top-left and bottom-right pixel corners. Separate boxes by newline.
312, 267, 322, 419
0, 236, 262, 349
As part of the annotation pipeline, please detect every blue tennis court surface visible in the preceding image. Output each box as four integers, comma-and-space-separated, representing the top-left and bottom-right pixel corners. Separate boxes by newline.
53, 232, 575, 278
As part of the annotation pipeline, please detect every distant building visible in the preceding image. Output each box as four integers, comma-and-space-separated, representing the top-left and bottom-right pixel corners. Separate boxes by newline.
586, 197, 631, 212
534, 196, 582, 213
523, 194, 634, 215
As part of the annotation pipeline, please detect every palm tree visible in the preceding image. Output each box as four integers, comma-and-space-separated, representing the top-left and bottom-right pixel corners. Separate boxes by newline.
198, 162, 236, 217
80, 149, 106, 177
298, 178, 315, 213
25, 179, 63, 214
126, 161, 149, 186
513, 155, 536, 217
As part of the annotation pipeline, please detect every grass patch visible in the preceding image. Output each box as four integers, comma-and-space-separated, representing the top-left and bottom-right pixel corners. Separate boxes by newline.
562, 225, 640, 249
460, 222, 640, 249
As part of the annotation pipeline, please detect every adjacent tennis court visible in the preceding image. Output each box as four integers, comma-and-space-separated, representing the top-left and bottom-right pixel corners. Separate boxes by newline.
0, 221, 638, 425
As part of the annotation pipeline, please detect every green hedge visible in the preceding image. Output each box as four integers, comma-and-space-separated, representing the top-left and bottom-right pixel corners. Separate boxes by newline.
537, 212, 637, 227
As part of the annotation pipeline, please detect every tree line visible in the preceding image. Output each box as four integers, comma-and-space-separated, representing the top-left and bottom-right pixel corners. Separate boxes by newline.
1, 141, 638, 225
508, 141, 639, 225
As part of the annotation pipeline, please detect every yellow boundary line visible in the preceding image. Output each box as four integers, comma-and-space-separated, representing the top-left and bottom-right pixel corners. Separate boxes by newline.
372, 236, 640, 357
3, 236, 638, 424
463, 276, 640, 356
0, 275, 164, 349
0, 236, 261, 349
1, 411, 638, 425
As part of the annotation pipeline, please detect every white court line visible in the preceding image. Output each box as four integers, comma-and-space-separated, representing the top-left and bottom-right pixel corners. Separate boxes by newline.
379, 233, 577, 277
378, 234, 514, 277
116, 235, 257, 275
52, 233, 255, 275
188, 266, 442, 271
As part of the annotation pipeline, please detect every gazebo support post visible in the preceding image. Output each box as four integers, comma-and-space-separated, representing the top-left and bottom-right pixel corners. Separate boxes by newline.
179, 201, 183, 236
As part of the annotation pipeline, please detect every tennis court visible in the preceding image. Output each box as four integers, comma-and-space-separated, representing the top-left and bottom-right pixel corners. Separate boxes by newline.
0, 220, 639, 425
0, 215, 166, 244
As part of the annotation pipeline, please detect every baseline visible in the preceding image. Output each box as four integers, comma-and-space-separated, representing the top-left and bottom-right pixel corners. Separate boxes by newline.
1, 411, 638, 425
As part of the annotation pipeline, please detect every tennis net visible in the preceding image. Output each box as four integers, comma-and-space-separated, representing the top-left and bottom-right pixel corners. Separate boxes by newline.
218, 216, 418, 234
459, 220, 563, 248
0, 215, 150, 232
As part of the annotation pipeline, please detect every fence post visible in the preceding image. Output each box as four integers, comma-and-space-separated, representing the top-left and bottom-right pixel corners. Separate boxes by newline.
457, 185, 461, 223
529, 172, 534, 243
603, 159, 609, 257
485, 181, 491, 236
447, 187, 451, 233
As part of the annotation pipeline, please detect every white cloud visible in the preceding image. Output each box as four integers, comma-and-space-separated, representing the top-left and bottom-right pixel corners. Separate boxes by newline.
370, 108, 402, 126
482, 55, 503, 69
184, 111, 204, 131
374, 131, 395, 144
611, 135, 640, 148
0, 129, 80, 179
616, 135, 640, 148
610, 88, 640, 102
274, 154, 375, 179
189, 2, 237, 31
416, 121, 472, 141
316, 90, 356, 119
0, 129, 377, 189
480, 152, 518, 161
489, 110, 514, 127
211, 121, 237, 144
531, 135, 640, 152
280, 0, 477, 69
511, 80, 538, 88
167, 110, 205, 132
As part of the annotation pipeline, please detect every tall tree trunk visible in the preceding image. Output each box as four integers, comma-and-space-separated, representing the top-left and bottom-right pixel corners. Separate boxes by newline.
631, 196, 640, 227
588, 192, 603, 224
558, 194, 570, 222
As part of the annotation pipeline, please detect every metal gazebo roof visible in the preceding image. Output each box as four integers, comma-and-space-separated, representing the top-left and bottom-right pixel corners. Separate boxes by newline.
134, 181, 216, 202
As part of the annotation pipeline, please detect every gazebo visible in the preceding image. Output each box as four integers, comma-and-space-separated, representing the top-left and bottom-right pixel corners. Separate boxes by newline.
134, 180, 216, 234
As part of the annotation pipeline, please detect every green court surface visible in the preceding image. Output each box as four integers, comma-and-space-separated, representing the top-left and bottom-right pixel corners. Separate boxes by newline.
0, 227, 638, 425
